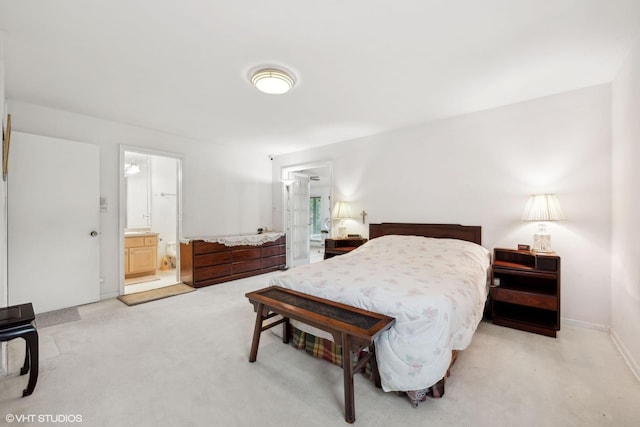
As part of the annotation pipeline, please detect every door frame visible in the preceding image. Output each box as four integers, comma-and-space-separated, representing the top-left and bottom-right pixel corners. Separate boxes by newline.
289, 172, 311, 267
281, 161, 333, 267
119, 145, 184, 295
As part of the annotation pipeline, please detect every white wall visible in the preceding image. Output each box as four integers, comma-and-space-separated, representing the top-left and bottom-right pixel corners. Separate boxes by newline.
0, 34, 6, 309
611, 37, 640, 379
273, 84, 612, 327
1, 33, 7, 375
6, 100, 272, 299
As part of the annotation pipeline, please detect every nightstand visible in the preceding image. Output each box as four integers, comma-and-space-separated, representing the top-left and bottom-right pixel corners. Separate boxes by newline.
324, 237, 367, 259
490, 248, 561, 337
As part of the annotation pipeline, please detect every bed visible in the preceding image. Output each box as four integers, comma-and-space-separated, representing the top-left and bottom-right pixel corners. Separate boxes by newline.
267, 223, 491, 406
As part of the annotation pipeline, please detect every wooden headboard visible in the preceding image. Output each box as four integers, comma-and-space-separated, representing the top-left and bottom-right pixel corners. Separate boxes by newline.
369, 223, 482, 245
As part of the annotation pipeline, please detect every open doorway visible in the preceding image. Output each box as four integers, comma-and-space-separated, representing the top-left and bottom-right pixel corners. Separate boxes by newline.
281, 161, 332, 266
120, 147, 183, 295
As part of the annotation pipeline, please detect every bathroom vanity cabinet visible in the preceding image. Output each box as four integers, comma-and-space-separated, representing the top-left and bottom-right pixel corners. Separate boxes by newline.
125, 233, 158, 278
180, 234, 286, 288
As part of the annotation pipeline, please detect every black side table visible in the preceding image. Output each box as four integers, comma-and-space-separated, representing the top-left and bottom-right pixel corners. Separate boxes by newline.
0, 303, 39, 396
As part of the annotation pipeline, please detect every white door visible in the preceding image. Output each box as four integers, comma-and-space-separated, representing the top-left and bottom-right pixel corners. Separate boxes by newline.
8, 132, 100, 313
289, 173, 310, 267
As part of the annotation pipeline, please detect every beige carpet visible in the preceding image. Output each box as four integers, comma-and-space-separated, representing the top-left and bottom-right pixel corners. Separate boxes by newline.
36, 306, 81, 328
3, 273, 640, 427
117, 283, 195, 306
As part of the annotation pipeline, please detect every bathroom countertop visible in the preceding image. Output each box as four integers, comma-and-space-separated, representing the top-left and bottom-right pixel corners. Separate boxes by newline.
181, 232, 284, 247
124, 231, 159, 237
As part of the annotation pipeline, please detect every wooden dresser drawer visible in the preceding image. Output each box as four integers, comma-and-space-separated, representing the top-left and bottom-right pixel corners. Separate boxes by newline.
195, 252, 232, 268
232, 248, 262, 261
232, 259, 262, 274
194, 264, 232, 282
262, 245, 285, 257
194, 241, 229, 255
262, 255, 285, 268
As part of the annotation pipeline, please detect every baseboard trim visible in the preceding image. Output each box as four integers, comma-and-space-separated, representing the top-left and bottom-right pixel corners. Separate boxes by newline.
561, 316, 609, 332
610, 328, 640, 383
0, 342, 6, 377
101, 291, 119, 300
561, 317, 639, 383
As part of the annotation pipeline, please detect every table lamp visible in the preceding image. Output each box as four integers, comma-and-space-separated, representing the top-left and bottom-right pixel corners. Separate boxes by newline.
522, 194, 566, 253
333, 201, 351, 238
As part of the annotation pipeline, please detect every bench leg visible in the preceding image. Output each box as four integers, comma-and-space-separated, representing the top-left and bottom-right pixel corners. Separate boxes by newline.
342, 334, 355, 423
22, 328, 39, 397
370, 344, 382, 389
282, 318, 290, 344
249, 303, 264, 363
20, 337, 30, 376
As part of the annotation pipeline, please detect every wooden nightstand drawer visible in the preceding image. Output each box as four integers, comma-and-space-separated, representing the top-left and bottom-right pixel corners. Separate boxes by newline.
491, 287, 557, 311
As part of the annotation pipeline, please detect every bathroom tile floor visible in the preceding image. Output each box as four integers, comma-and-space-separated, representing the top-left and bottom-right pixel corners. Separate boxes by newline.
124, 268, 181, 294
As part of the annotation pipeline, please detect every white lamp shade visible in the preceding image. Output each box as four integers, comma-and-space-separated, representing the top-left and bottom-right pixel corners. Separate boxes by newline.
333, 201, 351, 219
522, 194, 566, 221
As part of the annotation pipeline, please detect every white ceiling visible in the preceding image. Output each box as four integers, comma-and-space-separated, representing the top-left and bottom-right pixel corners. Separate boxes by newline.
2, 1, 640, 156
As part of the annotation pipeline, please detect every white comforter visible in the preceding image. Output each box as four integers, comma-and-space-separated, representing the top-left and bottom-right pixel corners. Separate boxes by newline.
268, 235, 491, 392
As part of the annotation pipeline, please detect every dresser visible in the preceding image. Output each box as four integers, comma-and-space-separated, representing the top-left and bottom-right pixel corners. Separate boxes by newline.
180, 234, 286, 288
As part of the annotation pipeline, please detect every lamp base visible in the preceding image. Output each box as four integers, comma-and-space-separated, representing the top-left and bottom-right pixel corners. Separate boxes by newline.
338, 226, 347, 239
532, 232, 553, 253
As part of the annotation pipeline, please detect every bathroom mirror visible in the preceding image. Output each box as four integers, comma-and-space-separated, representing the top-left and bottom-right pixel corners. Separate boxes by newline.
124, 153, 151, 230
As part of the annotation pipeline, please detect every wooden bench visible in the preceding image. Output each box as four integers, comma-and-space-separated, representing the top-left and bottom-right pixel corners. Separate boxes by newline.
246, 286, 395, 424
0, 303, 38, 397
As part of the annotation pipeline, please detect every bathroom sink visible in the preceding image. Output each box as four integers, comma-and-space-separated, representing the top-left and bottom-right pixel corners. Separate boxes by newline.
124, 231, 156, 236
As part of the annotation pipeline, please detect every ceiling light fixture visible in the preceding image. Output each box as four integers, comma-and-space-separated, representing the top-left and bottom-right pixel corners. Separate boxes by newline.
251, 67, 295, 94
124, 161, 140, 176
